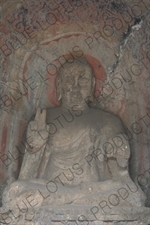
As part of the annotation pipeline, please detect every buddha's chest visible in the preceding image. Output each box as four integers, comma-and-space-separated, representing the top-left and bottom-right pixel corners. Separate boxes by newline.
46, 109, 104, 152
48, 123, 92, 150
44, 124, 100, 184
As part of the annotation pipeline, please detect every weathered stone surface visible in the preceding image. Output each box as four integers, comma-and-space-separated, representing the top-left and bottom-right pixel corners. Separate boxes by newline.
1, 59, 146, 211
0, 55, 149, 225
0, 205, 150, 225
0, 0, 150, 224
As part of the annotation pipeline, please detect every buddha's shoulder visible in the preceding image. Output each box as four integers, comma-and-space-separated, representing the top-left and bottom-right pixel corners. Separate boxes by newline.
45, 106, 124, 130
89, 108, 124, 128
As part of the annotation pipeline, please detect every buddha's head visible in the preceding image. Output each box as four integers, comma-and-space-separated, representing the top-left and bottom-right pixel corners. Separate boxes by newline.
56, 58, 95, 109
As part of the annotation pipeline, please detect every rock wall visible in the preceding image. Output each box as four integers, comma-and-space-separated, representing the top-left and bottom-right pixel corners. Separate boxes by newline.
0, 0, 150, 210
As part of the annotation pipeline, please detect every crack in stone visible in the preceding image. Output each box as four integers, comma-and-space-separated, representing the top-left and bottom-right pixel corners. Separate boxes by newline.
109, 15, 146, 76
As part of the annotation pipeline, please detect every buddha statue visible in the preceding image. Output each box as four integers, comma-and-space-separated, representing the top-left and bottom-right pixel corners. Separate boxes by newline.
2, 58, 146, 212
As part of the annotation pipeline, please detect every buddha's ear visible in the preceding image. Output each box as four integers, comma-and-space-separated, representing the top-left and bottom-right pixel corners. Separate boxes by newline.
56, 76, 62, 101
92, 76, 96, 91
89, 76, 96, 102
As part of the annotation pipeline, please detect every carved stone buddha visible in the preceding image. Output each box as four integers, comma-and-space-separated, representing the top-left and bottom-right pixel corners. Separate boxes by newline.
2, 58, 146, 212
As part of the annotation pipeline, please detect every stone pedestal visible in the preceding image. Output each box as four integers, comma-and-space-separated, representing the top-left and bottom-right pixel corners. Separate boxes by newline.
0, 206, 150, 225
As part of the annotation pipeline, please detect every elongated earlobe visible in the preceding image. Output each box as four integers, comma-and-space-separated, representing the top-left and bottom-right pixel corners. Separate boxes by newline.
90, 77, 96, 102
56, 76, 62, 101
92, 77, 96, 99
92, 77, 96, 90
58, 93, 62, 101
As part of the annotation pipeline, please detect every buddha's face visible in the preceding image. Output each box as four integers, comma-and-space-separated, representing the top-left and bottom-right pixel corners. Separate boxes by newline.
57, 62, 95, 108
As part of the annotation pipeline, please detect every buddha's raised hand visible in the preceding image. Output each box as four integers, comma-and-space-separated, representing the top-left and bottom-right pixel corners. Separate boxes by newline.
26, 108, 50, 153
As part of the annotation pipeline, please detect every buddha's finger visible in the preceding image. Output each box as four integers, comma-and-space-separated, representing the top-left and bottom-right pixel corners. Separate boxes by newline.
29, 121, 38, 131
38, 109, 47, 129
35, 108, 41, 121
